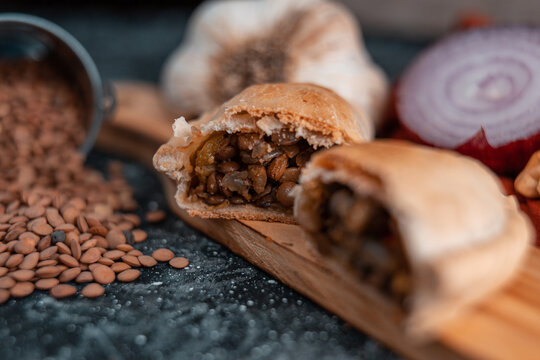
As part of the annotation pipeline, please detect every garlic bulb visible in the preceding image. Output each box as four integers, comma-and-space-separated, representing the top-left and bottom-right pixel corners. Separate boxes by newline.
161, 0, 389, 136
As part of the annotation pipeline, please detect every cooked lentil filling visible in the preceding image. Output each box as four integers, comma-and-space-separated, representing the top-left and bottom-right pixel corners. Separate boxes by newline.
315, 184, 412, 306
190, 128, 316, 210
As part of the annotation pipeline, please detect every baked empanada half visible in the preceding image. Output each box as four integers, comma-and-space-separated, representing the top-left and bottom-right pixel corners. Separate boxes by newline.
154, 83, 369, 223
294, 140, 533, 338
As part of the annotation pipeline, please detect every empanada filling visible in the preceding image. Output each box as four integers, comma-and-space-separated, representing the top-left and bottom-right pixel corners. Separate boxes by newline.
190, 128, 315, 211
316, 184, 412, 306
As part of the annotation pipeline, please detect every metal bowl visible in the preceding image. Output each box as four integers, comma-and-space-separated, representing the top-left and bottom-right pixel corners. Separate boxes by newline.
0, 13, 114, 155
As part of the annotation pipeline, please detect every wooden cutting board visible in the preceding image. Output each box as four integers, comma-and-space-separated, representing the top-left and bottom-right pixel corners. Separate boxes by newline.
97, 82, 540, 360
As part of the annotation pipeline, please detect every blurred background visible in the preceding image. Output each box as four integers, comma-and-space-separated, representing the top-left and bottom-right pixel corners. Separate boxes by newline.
2, 0, 534, 84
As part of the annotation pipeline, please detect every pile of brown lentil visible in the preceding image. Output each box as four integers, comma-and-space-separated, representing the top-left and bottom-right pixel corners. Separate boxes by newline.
0, 59, 188, 303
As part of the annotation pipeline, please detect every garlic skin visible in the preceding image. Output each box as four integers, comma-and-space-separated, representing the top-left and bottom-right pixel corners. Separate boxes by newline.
161, 0, 389, 135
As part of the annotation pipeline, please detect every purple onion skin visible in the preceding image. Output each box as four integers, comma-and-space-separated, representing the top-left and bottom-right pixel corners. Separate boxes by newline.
396, 27, 540, 174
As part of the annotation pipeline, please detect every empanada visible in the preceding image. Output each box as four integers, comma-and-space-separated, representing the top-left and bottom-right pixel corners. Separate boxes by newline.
294, 140, 533, 338
154, 83, 369, 223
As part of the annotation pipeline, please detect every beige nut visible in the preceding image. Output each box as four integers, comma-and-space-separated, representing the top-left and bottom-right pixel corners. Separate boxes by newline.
515, 150, 540, 198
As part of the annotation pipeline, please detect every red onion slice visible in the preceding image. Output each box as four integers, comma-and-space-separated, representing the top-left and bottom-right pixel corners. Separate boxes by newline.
396, 27, 540, 172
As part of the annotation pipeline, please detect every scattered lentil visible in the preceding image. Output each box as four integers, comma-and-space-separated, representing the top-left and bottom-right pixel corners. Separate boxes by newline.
91, 265, 115, 285
117, 269, 140, 282
138, 255, 157, 267
152, 248, 174, 262
145, 210, 166, 223
169, 257, 189, 269
50, 284, 77, 299
81, 283, 105, 298
0, 60, 188, 303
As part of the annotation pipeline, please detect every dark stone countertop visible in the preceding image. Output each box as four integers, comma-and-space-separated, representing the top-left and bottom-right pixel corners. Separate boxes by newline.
0, 5, 428, 360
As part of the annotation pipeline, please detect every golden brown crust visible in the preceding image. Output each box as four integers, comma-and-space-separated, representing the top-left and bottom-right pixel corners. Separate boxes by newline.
154, 83, 367, 223
205, 83, 371, 145
295, 140, 533, 338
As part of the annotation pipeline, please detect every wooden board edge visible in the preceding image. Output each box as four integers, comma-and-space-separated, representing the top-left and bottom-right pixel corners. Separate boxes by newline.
160, 176, 464, 360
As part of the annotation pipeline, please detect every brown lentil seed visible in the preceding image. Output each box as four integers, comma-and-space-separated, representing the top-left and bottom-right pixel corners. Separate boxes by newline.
145, 210, 166, 223
97, 257, 114, 266
56, 242, 71, 255
61, 206, 79, 225
80, 248, 101, 264
152, 248, 174, 262
121, 255, 140, 267
85, 217, 102, 228
19, 231, 39, 243
58, 254, 79, 268
276, 182, 296, 207
117, 269, 140, 282
0, 267, 7, 277
25, 205, 45, 218
14, 238, 36, 255
92, 265, 115, 285
5, 227, 25, 242
111, 262, 131, 273
55, 224, 75, 232
71, 239, 82, 260
9, 269, 35, 281
89, 226, 108, 237
0, 276, 16, 289
0, 253, 8, 267
280, 168, 300, 183
103, 250, 125, 260
94, 236, 109, 248
37, 260, 58, 268
59, 267, 81, 283
6, 240, 17, 252
9, 215, 28, 225
65, 231, 79, 247
127, 249, 143, 257
267, 154, 288, 181
79, 233, 92, 242
80, 239, 97, 251
46, 208, 64, 227
138, 255, 157, 267
169, 257, 189, 269
37, 235, 51, 251
19, 252, 39, 270
76, 215, 89, 233
32, 223, 53, 236
116, 244, 133, 252
10, 282, 34, 298
5, 254, 24, 268
81, 283, 105, 298
50, 284, 77, 299
35, 278, 60, 290
36, 266, 62, 279
75, 271, 93, 283
39, 246, 58, 260
132, 230, 147, 243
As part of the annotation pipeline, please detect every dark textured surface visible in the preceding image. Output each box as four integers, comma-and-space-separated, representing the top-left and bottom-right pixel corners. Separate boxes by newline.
0, 5, 428, 360
0, 152, 400, 360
